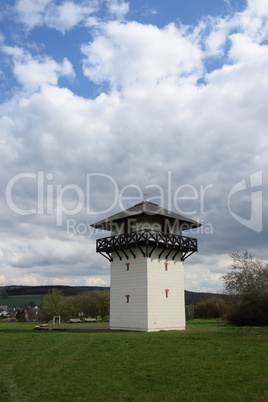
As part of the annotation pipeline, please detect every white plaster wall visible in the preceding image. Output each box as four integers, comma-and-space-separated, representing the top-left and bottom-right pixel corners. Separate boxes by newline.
147, 250, 185, 331
109, 247, 185, 332
110, 250, 148, 330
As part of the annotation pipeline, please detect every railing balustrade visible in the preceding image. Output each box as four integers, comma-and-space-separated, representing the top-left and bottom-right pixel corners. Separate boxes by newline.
96, 229, 198, 262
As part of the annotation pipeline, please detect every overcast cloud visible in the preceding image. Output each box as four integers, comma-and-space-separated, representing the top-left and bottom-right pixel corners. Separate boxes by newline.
0, 0, 267, 292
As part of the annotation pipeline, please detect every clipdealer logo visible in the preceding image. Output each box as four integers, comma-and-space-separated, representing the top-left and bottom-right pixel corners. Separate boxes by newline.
5, 172, 213, 230
228, 171, 263, 233
5, 170, 263, 233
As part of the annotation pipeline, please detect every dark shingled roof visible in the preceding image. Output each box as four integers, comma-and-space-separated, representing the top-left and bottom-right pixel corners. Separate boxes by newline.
91, 201, 201, 231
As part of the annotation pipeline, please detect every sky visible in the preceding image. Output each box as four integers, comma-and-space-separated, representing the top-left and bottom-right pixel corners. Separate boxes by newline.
0, 0, 268, 292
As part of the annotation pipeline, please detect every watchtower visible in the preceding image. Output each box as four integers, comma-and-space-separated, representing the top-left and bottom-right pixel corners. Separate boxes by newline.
91, 201, 200, 331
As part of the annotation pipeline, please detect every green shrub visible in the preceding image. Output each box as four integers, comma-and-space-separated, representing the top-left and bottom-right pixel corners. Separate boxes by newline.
16, 309, 26, 322
222, 251, 268, 326
227, 292, 268, 326
194, 297, 229, 319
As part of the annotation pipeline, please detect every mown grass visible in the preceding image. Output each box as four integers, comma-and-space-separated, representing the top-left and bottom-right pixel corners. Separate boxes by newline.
0, 294, 43, 307
0, 319, 267, 401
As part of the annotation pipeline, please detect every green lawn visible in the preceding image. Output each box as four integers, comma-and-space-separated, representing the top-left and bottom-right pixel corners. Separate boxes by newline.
0, 294, 43, 307
0, 319, 267, 401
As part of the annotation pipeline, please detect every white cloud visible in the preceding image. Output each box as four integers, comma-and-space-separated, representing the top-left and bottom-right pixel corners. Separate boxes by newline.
247, 0, 268, 18
13, 275, 39, 286
106, 0, 129, 19
184, 253, 232, 292
1, 46, 75, 91
0, 276, 6, 286
197, 0, 268, 60
15, 0, 97, 32
0, 226, 108, 285
44, 1, 97, 33
15, 0, 53, 29
81, 21, 203, 90
0, 0, 268, 290
228, 32, 268, 62
202, 17, 233, 56
85, 277, 108, 286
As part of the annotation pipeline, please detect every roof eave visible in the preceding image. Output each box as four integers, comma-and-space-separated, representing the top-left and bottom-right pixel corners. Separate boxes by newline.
91, 216, 201, 231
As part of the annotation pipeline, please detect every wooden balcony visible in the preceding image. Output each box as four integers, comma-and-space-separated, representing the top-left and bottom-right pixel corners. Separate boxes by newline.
96, 229, 198, 262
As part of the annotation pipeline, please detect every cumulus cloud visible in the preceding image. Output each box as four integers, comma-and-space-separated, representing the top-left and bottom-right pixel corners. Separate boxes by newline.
195, 0, 268, 61
1, 46, 75, 91
228, 32, 268, 62
44, 1, 98, 32
15, 0, 97, 32
241, 0, 268, 41
202, 17, 233, 56
15, 0, 53, 29
81, 21, 203, 90
106, 0, 129, 19
0, 0, 267, 290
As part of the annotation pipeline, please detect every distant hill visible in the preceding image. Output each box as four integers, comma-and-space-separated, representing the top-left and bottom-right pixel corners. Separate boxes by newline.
0, 285, 108, 297
0, 285, 220, 305
184, 290, 221, 305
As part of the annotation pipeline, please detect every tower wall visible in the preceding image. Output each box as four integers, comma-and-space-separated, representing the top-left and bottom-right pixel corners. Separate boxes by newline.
110, 250, 148, 331
109, 248, 185, 332
147, 250, 185, 331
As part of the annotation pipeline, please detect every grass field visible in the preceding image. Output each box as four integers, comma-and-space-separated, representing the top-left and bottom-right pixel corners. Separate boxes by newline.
0, 319, 267, 401
0, 294, 43, 307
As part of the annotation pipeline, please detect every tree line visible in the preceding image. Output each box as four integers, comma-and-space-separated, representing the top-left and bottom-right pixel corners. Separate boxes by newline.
38, 290, 110, 322
12, 250, 268, 327
194, 250, 268, 326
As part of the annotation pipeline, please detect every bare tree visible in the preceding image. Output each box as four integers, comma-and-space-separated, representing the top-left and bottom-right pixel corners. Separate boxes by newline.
222, 250, 268, 298
222, 251, 268, 326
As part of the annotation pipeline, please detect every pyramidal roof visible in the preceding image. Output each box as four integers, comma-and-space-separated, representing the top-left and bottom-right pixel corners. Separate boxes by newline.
91, 201, 201, 231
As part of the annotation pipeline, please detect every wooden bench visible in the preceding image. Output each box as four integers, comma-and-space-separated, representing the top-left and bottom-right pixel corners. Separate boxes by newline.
35, 324, 49, 330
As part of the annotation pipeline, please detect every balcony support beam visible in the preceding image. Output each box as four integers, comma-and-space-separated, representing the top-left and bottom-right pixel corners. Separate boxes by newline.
96, 229, 198, 262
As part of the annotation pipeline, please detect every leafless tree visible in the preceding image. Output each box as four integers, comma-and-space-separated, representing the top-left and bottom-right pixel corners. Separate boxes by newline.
222, 251, 268, 326
222, 250, 268, 298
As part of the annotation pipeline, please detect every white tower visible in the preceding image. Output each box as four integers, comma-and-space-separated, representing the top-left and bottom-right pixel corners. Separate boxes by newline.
91, 201, 200, 332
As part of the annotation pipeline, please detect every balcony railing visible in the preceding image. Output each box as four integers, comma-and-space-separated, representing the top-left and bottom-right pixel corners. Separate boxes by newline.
96, 229, 198, 262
